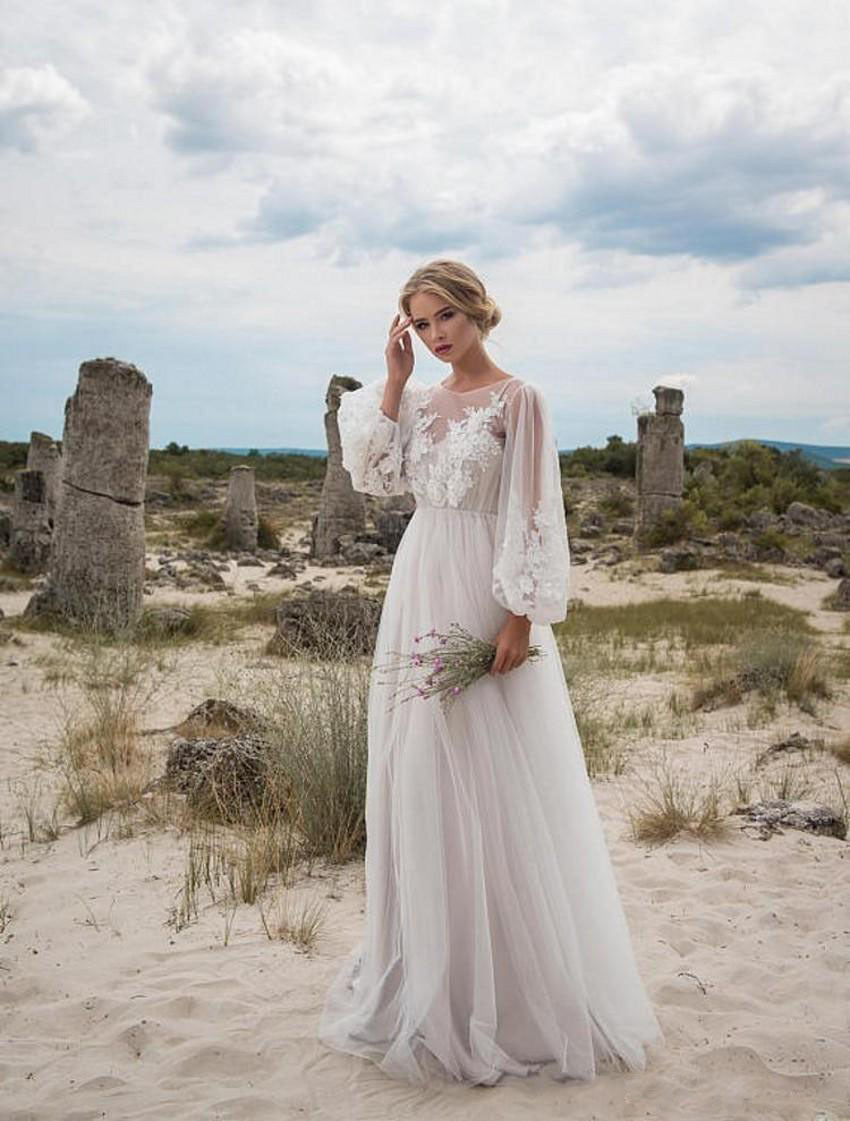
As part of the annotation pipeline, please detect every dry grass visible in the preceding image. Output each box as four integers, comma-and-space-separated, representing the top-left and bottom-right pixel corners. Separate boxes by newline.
691, 630, 832, 715
45, 638, 173, 829
627, 759, 731, 845
258, 890, 327, 951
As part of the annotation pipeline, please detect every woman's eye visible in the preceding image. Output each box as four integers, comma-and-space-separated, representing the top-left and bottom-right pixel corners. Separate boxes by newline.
440, 311, 454, 320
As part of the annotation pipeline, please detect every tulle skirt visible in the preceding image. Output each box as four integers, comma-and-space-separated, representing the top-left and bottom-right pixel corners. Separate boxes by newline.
318, 503, 664, 1086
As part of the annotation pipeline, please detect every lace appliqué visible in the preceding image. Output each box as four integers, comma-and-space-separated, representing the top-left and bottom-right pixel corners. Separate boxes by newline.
495, 499, 564, 615
408, 389, 505, 507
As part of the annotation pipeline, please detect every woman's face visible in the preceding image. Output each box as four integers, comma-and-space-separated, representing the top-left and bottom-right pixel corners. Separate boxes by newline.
407, 290, 480, 363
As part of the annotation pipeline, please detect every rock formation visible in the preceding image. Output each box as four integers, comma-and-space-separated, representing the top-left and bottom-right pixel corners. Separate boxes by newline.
25, 357, 152, 631
10, 469, 52, 573
221, 466, 258, 551
311, 375, 366, 558
26, 431, 62, 529
635, 385, 684, 540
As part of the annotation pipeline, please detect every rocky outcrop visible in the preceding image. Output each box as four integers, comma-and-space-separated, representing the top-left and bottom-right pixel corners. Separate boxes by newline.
24, 358, 152, 631
267, 587, 383, 656
311, 375, 367, 558
26, 431, 62, 528
10, 469, 52, 573
635, 386, 684, 540
220, 466, 258, 552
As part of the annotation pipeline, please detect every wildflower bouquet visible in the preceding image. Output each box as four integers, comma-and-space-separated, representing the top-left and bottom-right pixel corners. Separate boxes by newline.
373, 622, 544, 711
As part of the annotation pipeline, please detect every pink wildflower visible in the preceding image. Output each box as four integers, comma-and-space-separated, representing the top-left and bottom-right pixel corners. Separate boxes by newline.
452, 685, 461, 695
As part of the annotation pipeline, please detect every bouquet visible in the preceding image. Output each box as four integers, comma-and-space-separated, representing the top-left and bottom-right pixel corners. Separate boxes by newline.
373, 622, 544, 711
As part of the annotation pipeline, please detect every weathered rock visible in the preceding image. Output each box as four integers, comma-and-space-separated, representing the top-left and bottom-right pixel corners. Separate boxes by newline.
635, 386, 685, 541
342, 541, 384, 565
26, 431, 62, 528
659, 545, 702, 573
747, 510, 779, 532
824, 557, 846, 578
0, 507, 11, 547
266, 561, 298, 579
185, 561, 226, 589
733, 798, 846, 840
220, 466, 258, 552
267, 587, 383, 657
786, 501, 827, 528
10, 470, 52, 573
311, 375, 367, 558
174, 698, 268, 739
754, 732, 823, 768
24, 358, 151, 630
164, 734, 278, 821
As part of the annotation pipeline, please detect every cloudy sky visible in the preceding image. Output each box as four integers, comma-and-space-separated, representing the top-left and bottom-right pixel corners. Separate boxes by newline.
3, 0, 850, 452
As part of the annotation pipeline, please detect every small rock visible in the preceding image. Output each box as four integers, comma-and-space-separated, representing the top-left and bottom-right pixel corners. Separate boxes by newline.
733, 798, 846, 839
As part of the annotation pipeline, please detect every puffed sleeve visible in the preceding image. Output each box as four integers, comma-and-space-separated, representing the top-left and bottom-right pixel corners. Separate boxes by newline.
337, 377, 418, 497
491, 381, 570, 624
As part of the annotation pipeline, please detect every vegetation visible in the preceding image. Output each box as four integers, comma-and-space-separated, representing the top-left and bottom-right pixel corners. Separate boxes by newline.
148, 446, 325, 482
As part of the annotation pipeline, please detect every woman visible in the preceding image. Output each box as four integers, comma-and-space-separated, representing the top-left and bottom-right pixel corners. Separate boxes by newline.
318, 260, 663, 1086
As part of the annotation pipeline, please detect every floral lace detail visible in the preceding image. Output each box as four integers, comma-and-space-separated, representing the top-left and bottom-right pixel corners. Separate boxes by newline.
407, 388, 506, 507
338, 380, 413, 497
493, 499, 565, 616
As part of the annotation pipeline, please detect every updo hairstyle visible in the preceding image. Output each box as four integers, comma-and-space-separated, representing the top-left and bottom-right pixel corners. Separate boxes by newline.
399, 259, 501, 340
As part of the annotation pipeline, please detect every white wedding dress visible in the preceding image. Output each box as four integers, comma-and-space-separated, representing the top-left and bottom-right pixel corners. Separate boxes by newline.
318, 374, 663, 1086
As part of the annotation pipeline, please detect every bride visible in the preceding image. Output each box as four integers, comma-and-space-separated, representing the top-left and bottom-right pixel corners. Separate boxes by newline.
317, 259, 663, 1086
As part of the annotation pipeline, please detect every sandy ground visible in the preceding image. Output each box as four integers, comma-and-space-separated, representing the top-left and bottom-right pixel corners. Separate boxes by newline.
1, 551, 849, 1120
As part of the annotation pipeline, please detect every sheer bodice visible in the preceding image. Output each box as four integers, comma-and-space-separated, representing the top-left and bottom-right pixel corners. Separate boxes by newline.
337, 376, 570, 624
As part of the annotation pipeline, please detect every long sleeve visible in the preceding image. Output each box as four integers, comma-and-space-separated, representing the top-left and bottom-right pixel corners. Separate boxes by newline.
492, 381, 570, 624
338, 377, 417, 497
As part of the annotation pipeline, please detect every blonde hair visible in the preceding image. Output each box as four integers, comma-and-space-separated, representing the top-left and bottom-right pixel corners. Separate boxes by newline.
399, 259, 501, 339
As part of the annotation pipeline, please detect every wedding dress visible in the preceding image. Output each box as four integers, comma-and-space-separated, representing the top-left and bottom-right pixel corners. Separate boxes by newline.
317, 374, 663, 1086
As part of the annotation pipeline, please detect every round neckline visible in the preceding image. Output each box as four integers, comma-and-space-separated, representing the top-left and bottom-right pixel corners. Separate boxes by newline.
437, 376, 516, 395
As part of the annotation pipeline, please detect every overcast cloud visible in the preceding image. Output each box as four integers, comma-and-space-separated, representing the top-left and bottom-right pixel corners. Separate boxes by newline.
3, 0, 849, 450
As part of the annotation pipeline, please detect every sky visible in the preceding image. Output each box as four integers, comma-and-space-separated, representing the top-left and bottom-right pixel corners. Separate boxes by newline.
3, 0, 850, 452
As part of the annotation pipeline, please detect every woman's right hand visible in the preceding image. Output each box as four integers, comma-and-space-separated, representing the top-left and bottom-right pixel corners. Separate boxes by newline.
385, 313, 414, 387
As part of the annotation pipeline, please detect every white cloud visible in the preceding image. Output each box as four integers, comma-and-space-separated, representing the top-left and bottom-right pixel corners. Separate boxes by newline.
0, 63, 89, 152
2, 1, 850, 447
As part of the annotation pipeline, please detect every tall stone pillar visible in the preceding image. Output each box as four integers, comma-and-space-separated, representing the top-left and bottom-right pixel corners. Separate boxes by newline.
10, 469, 52, 573
221, 466, 258, 551
311, 375, 366, 558
635, 385, 684, 540
25, 358, 152, 631
26, 431, 62, 529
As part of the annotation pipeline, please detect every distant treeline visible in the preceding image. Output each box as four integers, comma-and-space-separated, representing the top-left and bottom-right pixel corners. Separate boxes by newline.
1, 439, 848, 516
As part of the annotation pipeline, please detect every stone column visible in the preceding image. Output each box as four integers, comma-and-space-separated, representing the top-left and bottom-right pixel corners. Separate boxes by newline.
311, 375, 366, 558
26, 431, 62, 529
221, 466, 258, 551
635, 385, 685, 540
25, 357, 152, 631
10, 469, 52, 573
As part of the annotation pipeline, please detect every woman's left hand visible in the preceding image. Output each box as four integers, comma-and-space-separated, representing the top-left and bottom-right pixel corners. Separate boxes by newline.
490, 613, 531, 674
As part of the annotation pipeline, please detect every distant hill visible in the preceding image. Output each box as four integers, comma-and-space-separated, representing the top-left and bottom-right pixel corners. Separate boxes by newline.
214, 447, 326, 458
687, 439, 850, 471
205, 439, 850, 471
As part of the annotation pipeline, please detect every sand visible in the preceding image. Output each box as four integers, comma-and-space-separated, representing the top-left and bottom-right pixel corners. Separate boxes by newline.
1, 552, 848, 1120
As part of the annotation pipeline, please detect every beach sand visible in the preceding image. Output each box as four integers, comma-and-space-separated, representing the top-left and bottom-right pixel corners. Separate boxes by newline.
1, 553, 848, 1120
